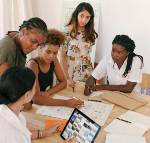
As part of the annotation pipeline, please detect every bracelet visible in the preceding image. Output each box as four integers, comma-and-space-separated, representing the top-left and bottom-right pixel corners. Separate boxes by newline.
37, 130, 40, 139
39, 130, 43, 138
37, 130, 43, 138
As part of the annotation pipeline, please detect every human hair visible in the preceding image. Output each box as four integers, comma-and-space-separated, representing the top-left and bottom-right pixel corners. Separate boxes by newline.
112, 35, 143, 77
19, 17, 48, 37
67, 2, 98, 44
46, 29, 66, 46
0, 66, 35, 105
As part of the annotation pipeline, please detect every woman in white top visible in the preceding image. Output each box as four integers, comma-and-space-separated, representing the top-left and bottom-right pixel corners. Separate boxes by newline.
84, 35, 143, 95
0, 66, 73, 143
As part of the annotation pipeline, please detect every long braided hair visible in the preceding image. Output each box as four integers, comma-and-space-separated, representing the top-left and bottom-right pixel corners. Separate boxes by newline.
112, 35, 143, 77
19, 17, 48, 37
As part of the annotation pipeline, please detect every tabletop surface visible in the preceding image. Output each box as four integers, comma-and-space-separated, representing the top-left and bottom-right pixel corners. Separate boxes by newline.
24, 82, 150, 143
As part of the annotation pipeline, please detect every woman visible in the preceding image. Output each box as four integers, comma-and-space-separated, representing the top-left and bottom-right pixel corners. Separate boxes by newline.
0, 17, 48, 76
84, 35, 143, 95
0, 66, 63, 143
61, 2, 98, 87
26, 29, 83, 108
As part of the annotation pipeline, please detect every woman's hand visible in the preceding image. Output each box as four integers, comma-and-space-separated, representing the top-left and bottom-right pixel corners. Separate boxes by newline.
43, 123, 61, 137
66, 98, 84, 108
67, 79, 76, 88
85, 75, 95, 89
84, 85, 92, 96
64, 137, 76, 143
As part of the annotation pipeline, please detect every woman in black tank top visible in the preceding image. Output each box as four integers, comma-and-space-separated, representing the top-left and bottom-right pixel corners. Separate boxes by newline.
26, 29, 84, 108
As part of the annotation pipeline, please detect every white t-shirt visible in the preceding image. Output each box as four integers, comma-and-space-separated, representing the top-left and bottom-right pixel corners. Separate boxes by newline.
0, 105, 31, 143
92, 56, 143, 85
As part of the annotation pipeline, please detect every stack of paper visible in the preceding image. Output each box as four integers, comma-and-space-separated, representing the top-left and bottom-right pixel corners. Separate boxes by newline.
36, 95, 113, 126
105, 111, 150, 143
105, 111, 150, 136
105, 134, 146, 143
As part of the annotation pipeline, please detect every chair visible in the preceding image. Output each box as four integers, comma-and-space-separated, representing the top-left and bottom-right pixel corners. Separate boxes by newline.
139, 73, 150, 95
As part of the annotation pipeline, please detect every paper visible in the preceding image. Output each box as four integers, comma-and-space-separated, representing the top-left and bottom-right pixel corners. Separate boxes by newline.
80, 101, 113, 126
52, 94, 72, 100
37, 95, 114, 126
90, 91, 103, 97
104, 119, 148, 136
105, 110, 150, 136
36, 106, 74, 119
105, 134, 146, 143
119, 110, 150, 128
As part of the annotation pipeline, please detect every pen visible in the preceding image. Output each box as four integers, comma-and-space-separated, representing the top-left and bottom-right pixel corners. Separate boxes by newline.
116, 118, 132, 123
88, 99, 102, 102
73, 97, 82, 101
72, 87, 75, 92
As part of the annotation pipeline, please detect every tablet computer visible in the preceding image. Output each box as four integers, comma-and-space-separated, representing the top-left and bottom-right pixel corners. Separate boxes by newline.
60, 108, 101, 143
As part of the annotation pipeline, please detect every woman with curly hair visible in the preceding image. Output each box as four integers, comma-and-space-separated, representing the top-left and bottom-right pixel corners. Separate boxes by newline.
84, 35, 143, 95
27, 29, 83, 108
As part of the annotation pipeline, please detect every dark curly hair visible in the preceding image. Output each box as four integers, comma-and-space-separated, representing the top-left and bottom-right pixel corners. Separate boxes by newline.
112, 35, 143, 77
46, 29, 66, 46
66, 2, 98, 44
0, 66, 35, 105
19, 17, 48, 36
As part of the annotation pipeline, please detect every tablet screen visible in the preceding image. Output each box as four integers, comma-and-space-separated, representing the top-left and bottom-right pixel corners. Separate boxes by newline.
60, 108, 100, 143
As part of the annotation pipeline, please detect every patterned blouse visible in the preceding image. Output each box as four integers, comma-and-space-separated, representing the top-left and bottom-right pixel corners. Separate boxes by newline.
62, 27, 93, 82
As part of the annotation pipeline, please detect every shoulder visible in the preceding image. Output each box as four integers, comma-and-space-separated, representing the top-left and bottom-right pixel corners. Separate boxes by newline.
0, 36, 16, 53
26, 58, 39, 72
132, 56, 143, 68
64, 25, 73, 33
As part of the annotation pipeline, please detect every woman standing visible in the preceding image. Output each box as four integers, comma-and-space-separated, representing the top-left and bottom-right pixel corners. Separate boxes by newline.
61, 2, 98, 87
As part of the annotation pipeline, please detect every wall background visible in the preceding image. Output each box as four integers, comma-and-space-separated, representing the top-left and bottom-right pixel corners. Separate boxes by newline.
31, 0, 150, 73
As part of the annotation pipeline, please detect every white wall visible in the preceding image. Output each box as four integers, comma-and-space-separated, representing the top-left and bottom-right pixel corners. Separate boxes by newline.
31, 0, 150, 73
98, 0, 150, 73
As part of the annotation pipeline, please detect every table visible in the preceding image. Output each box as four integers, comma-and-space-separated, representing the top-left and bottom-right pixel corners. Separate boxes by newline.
24, 82, 150, 143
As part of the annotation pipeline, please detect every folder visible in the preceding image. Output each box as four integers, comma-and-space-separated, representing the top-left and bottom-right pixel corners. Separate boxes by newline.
45, 119, 67, 132
101, 91, 147, 110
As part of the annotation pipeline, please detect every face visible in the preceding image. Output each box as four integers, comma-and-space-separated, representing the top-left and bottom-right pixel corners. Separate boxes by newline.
19, 28, 47, 54
8, 81, 36, 113
111, 44, 129, 65
19, 81, 36, 111
41, 44, 59, 63
77, 10, 91, 28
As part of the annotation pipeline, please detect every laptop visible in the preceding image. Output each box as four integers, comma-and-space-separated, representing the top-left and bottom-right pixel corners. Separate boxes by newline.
60, 108, 101, 143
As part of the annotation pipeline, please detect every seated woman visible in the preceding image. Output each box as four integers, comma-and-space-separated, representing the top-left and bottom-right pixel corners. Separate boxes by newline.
0, 66, 76, 143
26, 29, 83, 108
84, 35, 143, 95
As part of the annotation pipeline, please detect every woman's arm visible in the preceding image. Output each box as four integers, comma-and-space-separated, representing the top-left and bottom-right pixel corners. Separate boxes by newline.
26, 60, 83, 107
60, 50, 75, 87
95, 81, 136, 93
31, 123, 60, 140
45, 58, 67, 96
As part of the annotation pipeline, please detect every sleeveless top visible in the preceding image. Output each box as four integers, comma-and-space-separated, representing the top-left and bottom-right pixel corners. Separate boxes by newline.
31, 59, 55, 91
